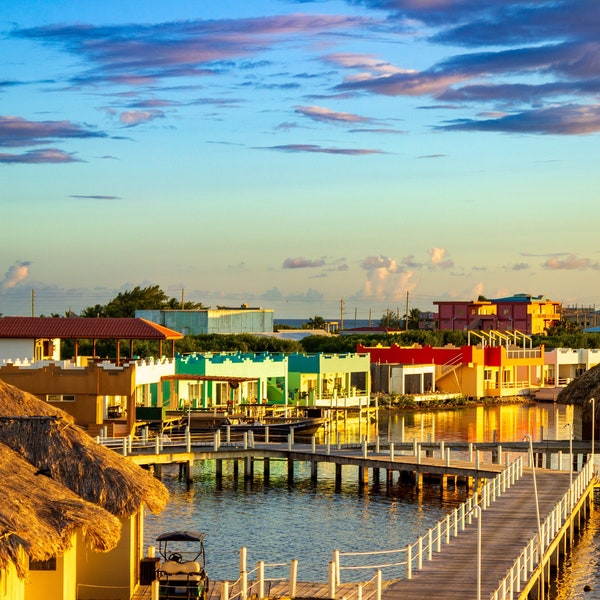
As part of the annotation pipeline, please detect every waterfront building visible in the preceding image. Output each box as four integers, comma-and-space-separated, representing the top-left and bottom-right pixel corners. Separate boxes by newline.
357, 336, 545, 399
0, 317, 180, 435
136, 305, 274, 335
0, 380, 168, 600
434, 293, 561, 334
287, 352, 371, 407
171, 351, 288, 408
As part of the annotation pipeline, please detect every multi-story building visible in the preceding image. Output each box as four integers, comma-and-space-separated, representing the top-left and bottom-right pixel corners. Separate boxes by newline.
136, 305, 274, 335
434, 294, 561, 334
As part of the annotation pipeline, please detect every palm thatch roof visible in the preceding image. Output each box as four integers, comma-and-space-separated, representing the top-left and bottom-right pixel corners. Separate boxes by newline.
0, 442, 121, 578
557, 363, 600, 407
0, 380, 169, 517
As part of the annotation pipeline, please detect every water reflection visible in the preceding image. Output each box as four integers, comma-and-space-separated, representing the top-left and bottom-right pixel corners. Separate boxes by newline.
144, 402, 588, 594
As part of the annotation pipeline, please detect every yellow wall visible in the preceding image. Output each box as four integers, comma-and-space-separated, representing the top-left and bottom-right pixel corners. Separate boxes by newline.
76, 513, 139, 600
0, 562, 24, 600
25, 542, 77, 600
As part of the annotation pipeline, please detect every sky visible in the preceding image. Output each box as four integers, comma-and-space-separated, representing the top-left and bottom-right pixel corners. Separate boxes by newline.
1, 0, 599, 321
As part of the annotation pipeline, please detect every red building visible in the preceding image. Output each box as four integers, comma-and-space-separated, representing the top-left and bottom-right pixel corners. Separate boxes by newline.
434, 294, 561, 334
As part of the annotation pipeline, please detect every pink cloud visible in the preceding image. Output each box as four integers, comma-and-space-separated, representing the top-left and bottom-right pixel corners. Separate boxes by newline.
295, 105, 373, 125
283, 257, 325, 269
543, 254, 600, 270
2, 261, 31, 289
119, 110, 165, 126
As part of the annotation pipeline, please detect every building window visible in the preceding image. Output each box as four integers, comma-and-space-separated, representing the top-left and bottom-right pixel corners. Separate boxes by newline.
30, 557, 57, 571
47, 394, 76, 402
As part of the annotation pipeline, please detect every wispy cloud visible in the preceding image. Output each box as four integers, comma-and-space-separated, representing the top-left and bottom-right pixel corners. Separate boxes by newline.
12, 15, 371, 87
294, 105, 374, 125
438, 104, 600, 135
0, 116, 106, 148
543, 254, 600, 270
69, 195, 121, 200
119, 109, 165, 127
283, 257, 325, 269
259, 144, 385, 155
328, 0, 600, 136
0, 148, 81, 164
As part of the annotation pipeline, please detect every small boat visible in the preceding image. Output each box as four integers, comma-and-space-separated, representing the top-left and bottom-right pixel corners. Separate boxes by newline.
221, 416, 325, 440
156, 531, 209, 599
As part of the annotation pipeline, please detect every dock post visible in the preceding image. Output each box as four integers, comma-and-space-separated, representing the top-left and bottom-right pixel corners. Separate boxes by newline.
335, 463, 342, 491
258, 560, 265, 600
290, 559, 298, 598
151, 580, 159, 600
311, 460, 318, 483
240, 547, 248, 600
233, 459, 239, 479
287, 457, 294, 486
264, 457, 270, 483
328, 561, 336, 599
216, 459, 223, 480
244, 457, 253, 481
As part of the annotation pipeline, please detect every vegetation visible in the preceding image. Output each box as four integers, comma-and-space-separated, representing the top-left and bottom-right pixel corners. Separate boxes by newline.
47, 286, 600, 356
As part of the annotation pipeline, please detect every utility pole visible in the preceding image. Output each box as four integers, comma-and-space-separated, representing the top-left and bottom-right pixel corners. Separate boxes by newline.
340, 298, 345, 330
181, 288, 185, 309
405, 290, 409, 331
31, 289, 35, 317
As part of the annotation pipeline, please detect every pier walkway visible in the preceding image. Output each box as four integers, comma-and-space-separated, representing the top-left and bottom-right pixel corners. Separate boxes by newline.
109, 434, 596, 600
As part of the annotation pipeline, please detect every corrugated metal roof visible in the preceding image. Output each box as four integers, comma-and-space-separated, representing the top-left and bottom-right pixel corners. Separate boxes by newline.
0, 317, 183, 340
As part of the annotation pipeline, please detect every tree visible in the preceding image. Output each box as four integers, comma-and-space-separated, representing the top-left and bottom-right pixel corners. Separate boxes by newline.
407, 308, 421, 330
304, 315, 326, 330
79, 285, 206, 318
379, 309, 402, 329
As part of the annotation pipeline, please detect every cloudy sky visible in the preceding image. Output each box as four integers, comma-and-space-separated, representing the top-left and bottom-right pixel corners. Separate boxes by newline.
1, 0, 599, 320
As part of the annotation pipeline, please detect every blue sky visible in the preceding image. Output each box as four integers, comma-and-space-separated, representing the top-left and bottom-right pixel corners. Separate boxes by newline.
1, 0, 599, 320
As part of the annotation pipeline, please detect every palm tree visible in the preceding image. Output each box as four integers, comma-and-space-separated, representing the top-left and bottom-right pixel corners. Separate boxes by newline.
306, 315, 325, 330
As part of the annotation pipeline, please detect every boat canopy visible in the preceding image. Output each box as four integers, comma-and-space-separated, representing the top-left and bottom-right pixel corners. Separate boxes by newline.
156, 531, 206, 543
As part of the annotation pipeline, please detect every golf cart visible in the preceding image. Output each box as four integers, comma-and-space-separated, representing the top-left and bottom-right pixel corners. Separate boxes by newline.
156, 531, 209, 599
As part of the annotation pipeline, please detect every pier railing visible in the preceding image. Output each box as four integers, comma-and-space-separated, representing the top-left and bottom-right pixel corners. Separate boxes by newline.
333, 457, 524, 581
490, 460, 595, 600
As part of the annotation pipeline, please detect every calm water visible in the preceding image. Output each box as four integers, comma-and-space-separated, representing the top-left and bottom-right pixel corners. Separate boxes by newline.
144, 402, 593, 595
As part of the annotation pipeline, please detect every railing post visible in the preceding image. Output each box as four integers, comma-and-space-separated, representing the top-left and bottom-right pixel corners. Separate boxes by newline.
258, 560, 265, 600
186, 429, 191, 453
240, 547, 248, 600
436, 521, 442, 552
334, 549, 340, 585
446, 447, 451, 467
417, 536, 423, 570
468, 442, 473, 462
122, 437, 127, 456
214, 431, 219, 452
151, 580, 159, 600
376, 436, 380, 454
362, 438, 368, 459
376, 570, 382, 600
155, 435, 160, 455
290, 559, 298, 598
328, 561, 336, 599
440, 440, 445, 458
428, 528, 433, 561
390, 442, 395, 461
244, 432, 248, 450
265, 426, 269, 444
406, 544, 412, 579
311, 435, 316, 454
221, 581, 229, 600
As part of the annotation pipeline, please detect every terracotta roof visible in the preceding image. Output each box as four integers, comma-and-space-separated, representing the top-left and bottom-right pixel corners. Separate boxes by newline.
0, 317, 183, 340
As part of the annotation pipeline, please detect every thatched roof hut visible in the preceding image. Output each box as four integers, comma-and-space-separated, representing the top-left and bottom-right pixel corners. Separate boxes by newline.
556, 364, 600, 436
0, 380, 169, 517
0, 442, 121, 578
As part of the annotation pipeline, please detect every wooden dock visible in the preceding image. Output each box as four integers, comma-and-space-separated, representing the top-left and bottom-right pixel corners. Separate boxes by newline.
383, 469, 574, 599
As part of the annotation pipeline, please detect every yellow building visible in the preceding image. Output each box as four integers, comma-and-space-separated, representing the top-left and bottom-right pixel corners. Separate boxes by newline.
0, 380, 168, 600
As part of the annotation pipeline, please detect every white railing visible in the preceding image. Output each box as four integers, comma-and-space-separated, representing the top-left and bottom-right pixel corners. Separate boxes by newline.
333, 458, 523, 581
490, 460, 595, 600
